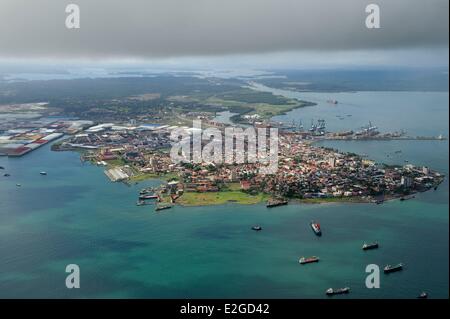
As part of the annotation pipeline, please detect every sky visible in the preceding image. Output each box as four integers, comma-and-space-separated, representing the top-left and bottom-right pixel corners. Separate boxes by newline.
0, 0, 448, 69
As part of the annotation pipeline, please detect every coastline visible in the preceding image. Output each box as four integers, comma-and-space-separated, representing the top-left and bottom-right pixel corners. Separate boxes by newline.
230, 99, 316, 124
142, 178, 444, 208
87, 143, 445, 208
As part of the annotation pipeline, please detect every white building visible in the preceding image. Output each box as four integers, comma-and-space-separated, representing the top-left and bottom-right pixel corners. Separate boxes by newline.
401, 176, 413, 188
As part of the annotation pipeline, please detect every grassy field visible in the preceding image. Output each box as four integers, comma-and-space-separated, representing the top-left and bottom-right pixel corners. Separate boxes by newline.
177, 189, 269, 206
169, 88, 314, 121
128, 171, 179, 183
104, 158, 126, 167
204, 95, 305, 119
176, 194, 368, 207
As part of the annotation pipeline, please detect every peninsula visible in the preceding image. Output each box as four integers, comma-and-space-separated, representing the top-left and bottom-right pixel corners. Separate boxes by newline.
53, 122, 444, 207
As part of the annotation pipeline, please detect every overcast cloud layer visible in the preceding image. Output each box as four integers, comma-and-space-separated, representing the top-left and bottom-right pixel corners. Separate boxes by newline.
0, 0, 448, 60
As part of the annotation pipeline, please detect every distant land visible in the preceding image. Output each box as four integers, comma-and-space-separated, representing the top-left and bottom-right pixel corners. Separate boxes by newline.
0, 68, 448, 125
256, 68, 449, 92
0, 74, 314, 124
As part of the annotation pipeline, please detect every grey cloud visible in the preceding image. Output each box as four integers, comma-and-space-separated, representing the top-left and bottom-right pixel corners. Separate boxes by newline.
0, 0, 448, 59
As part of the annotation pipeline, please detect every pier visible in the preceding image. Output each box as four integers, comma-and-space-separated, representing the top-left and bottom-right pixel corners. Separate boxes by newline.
320, 135, 447, 141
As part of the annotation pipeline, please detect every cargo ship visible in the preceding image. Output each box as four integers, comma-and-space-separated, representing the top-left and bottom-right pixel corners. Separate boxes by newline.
310, 221, 322, 236
384, 263, 404, 273
362, 242, 379, 250
299, 256, 320, 264
326, 287, 350, 296
266, 198, 288, 208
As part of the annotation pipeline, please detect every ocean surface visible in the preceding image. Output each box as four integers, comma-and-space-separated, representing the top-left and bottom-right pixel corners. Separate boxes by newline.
0, 89, 448, 299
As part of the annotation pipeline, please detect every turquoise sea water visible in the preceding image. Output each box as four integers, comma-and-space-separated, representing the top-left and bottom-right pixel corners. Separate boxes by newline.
0, 90, 448, 299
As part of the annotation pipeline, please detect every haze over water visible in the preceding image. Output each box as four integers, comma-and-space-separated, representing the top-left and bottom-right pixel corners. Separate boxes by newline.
0, 89, 448, 298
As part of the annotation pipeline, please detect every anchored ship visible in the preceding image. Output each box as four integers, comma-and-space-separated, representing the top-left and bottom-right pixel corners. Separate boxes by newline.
310, 221, 322, 236
326, 287, 350, 296
362, 242, 379, 250
299, 256, 320, 264
384, 263, 404, 273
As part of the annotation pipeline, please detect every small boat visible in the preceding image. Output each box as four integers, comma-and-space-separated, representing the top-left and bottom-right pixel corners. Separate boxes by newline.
362, 242, 379, 250
310, 221, 322, 236
40, 171, 47, 176
136, 200, 147, 206
4, 173, 10, 177
326, 287, 350, 296
417, 292, 428, 299
384, 263, 404, 274
139, 194, 159, 200
299, 256, 319, 264
155, 204, 172, 212
16, 183, 21, 187
266, 198, 288, 208
139, 188, 154, 195
251, 226, 262, 231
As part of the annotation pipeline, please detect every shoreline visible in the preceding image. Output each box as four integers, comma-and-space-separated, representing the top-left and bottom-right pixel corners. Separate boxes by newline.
97, 151, 445, 208
155, 182, 443, 208
59, 138, 446, 209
